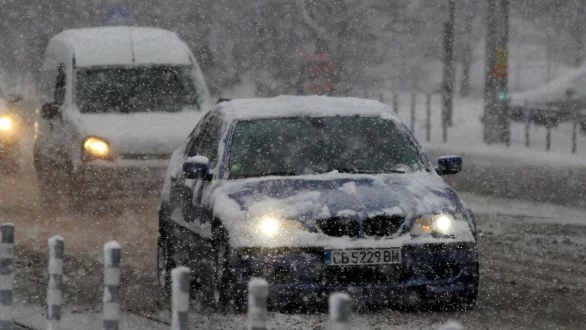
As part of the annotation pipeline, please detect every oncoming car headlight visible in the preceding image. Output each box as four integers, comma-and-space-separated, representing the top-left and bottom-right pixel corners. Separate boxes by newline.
256, 216, 307, 238
0, 116, 13, 131
83, 137, 111, 160
411, 213, 464, 237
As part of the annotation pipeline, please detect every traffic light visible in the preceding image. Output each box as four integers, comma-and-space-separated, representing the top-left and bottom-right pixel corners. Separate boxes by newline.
497, 91, 507, 101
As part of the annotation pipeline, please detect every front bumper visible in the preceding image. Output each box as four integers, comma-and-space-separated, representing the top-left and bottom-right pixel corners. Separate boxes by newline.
230, 242, 478, 305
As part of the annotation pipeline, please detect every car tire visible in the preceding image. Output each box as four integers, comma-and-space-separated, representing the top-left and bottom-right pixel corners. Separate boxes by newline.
206, 226, 245, 312
157, 206, 175, 301
451, 262, 479, 311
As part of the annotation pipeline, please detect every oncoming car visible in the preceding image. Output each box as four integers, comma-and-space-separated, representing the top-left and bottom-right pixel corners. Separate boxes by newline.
158, 96, 478, 311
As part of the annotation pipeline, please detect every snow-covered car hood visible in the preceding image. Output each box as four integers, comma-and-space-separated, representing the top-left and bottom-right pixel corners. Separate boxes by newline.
71, 110, 206, 155
213, 172, 464, 224
209, 172, 472, 248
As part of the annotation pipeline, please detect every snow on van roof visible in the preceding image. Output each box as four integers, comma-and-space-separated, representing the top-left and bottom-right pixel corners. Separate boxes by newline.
217, 96, 397, 122
53, 27, 192, 67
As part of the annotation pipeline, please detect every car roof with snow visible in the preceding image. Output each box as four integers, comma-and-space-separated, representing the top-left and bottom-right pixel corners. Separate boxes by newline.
51, 27, 193, 67
215, 96, 397, 122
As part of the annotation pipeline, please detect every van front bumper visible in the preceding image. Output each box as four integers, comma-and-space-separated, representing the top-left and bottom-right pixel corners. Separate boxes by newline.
75, 159, 168, 195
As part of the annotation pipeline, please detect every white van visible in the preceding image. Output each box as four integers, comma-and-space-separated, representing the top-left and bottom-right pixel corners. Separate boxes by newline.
34, 27, 213, 205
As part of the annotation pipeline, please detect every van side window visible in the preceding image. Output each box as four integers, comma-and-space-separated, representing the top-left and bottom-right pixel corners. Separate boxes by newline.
54, 64, 66, 105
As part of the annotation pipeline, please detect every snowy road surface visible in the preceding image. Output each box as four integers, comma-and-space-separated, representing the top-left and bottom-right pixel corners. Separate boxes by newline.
1, 163, 585, 329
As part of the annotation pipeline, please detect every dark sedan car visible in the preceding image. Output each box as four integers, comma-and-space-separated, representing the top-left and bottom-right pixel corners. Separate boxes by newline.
157, 96, 478, 311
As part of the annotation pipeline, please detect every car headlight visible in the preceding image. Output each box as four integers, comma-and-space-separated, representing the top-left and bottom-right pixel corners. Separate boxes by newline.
83, 137, 110, 159
411, 213, 463, 237
0, 116, 13, 131
256, 216, 307, 238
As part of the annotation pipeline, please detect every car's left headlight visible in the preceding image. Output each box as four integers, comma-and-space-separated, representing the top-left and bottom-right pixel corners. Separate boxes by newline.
0, 116, 13, 131
255, 216, 308, 238
410, 213, 465, 237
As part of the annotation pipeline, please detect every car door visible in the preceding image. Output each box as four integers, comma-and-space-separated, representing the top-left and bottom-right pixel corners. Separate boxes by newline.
188, 113, 224, 231
36, 60, 65, 165
174, 113, 220, 240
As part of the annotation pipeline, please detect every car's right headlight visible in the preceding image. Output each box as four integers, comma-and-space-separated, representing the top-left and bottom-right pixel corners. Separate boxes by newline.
83, 137, 111, 160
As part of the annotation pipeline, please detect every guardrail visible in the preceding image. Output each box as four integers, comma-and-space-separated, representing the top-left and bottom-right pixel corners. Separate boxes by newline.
360, 91, 583, 154
0, 223, 463, 329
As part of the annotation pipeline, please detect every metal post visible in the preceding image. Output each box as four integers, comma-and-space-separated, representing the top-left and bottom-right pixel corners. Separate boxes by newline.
524, 100, 530, 148
103, 242, 121, 330
379, 93, 383, 103
363, 90, 368, 99
329, 293, 352, 330
410, 93, 416, 133
392, 93, 398, 114
572, 119, 578, 154
525, 122, 531, 148
426, 94, 432, 142
0, 224, 14, 330
248, 279, 269, 330
546, 126, 552, 151
47, 236, 64, 330
442, 0, 456, 127
171, 267, 190, 330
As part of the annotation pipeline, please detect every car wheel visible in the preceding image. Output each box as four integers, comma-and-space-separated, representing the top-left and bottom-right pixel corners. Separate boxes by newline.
157, 207, 175, 301
207, 226, 245, 312
451, 262, 479, 311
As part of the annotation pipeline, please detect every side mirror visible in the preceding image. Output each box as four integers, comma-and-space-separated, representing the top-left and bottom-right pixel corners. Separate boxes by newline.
40, 103, 61, 119
183, 156, 212, 180
436, 156, 462, 176
6, 94, 22, 104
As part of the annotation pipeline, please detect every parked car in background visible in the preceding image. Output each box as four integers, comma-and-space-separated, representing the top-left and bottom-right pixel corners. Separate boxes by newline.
157, 96, 479, 311
509, 67, 586, 132
33, 26, 212, 207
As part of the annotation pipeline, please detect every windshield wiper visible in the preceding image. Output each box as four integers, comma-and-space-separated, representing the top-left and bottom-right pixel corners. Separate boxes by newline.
323, 168, 406, 174
235, 171, 300, 179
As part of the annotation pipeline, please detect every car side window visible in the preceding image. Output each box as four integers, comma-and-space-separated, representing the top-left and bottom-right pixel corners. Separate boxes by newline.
197, 115, 224, 168
186, 114, 215, 157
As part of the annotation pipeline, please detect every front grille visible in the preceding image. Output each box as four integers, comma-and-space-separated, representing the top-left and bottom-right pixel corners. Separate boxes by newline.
316, 215, 405, 238
316, 217, 359, 237
363, 215, 405, 236
322, 265, 410, 285
420, 262, 462, 280
119, 153, 171, 160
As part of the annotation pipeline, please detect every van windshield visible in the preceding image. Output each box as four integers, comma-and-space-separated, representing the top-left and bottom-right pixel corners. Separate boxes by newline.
75, 65, 200, 113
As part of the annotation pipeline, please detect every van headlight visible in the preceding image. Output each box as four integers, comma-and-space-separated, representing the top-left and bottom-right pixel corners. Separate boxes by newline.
83, 137, 111, 160
256, 216, 307, 238
411, 213, 464, 237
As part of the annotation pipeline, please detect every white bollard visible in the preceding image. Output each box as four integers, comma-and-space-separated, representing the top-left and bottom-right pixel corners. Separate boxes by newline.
47, 236, 64, 330
329, 292, 352, 330
247, 278, 269, 330
0, 224, 14, 330
171, 267, 190, 330
103, 241, 121, 330
438, 321, 463, 330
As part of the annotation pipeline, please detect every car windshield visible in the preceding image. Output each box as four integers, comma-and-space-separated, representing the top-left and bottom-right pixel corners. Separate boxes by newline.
75, 65, 199, 113
228, 116, 429, 179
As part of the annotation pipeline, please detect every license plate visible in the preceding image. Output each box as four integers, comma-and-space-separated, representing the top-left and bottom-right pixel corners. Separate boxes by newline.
324, 248, 401, 266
